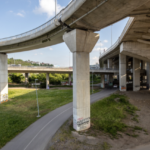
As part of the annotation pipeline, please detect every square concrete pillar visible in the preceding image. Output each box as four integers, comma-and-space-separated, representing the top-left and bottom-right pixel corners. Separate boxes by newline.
101, 75, 105, 88
119, 54, 126, 91
147, 62, 150, 90
107, 59, 113, 69
0, 54, 8, 103
133, 58, 140, 91
109, 74, 114, 83
46, 73, 49, 89
25, 73, 29, 84
68, 74, 72, 85
104, 64, 107, 69
63, 29, 99, 131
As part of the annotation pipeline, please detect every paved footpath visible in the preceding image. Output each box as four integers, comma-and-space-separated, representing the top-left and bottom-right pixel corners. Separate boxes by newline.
2, 89, 117, 150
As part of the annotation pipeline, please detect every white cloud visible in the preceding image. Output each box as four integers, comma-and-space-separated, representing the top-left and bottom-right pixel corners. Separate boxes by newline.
34, 53, 38, 56
94, 47, 108, 52
40, 53, 43, 55
9, 10, 25, 17
49, 47, 53, 50
17, 13, 24, 17
34, 0, 63, 18
92, 57, 99, 64
104, 40, 108, 43
96, 43, 103, 47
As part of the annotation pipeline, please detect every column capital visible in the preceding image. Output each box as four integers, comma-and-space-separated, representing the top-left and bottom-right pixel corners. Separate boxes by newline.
63, 29, 99, 53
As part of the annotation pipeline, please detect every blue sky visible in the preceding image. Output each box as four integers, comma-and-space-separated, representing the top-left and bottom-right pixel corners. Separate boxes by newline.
0, 0, 129, 67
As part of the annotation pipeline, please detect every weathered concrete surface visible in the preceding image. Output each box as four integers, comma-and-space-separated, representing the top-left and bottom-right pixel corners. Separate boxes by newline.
63, 29, 99, 131
133, 58, 140, 91
119, 54, 126, 92
120, 42, 150, 62
100, 1, 150, 62
0, 54, 8, 103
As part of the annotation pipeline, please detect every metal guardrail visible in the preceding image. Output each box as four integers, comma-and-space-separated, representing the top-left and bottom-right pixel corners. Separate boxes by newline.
99, 17, 134, 58
0, 0, 75, 44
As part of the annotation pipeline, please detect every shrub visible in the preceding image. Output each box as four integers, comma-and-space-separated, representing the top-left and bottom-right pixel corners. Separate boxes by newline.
9, 73, 24, 83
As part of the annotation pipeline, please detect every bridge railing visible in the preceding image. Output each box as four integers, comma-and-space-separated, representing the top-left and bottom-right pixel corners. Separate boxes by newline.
0, 0, 76, 45
99, 17, 134, 59
8, 65, 73, 69
91, 67, 119, 71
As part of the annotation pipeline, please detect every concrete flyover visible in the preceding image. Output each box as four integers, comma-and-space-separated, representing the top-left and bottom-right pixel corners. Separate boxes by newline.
99, 1, 150, 92
8, 66, 119, 74
8, 66, 119, 90
1, 0, 150, 132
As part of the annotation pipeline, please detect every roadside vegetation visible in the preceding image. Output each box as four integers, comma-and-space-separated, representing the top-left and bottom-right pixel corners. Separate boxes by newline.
8, 58, 53, 67
50, 93, 148, 150
90, 93, 144, 137
0, 89, 72, 148
0, 88, 101, 148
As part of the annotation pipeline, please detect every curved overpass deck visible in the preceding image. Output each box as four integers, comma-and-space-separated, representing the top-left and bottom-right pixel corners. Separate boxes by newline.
0, 0, 149, 53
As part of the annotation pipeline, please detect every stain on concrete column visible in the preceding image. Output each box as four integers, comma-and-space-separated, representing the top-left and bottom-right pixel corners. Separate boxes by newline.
63, 29, 99, 131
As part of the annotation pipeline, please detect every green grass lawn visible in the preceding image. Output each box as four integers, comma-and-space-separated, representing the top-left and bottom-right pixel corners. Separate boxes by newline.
0, 89, 73, 148
0, 88, 101, 148
90, 93, 141, 137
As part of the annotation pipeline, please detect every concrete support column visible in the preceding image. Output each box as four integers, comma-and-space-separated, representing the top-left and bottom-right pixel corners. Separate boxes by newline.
119, 54, 127, 91
107, 59, 113, 69
63, 29, 99, 131
46, 73, 49, 89
147, 62, 150, 90
101, 75, 105, 88
104, 64, 107, 69
133, 58, 140, 91
143, 61, 146, 70
109, 74, 113, 83
68, 74, 72, 85
25, 73, 29, 84
0, 54, 8, 103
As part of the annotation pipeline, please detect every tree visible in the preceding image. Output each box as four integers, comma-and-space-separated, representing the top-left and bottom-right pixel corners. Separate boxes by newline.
9, 73, 25, 83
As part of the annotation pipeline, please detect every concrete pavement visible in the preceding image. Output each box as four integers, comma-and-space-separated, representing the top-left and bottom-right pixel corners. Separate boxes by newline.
1, 89, 117, 150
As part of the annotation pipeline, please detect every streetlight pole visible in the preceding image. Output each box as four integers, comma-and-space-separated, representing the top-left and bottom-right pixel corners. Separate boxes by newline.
111, 25, 112, 46
35, 79, 40, 118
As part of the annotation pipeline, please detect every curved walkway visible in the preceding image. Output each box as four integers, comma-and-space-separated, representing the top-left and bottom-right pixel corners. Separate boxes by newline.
1, 89, 117, 150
